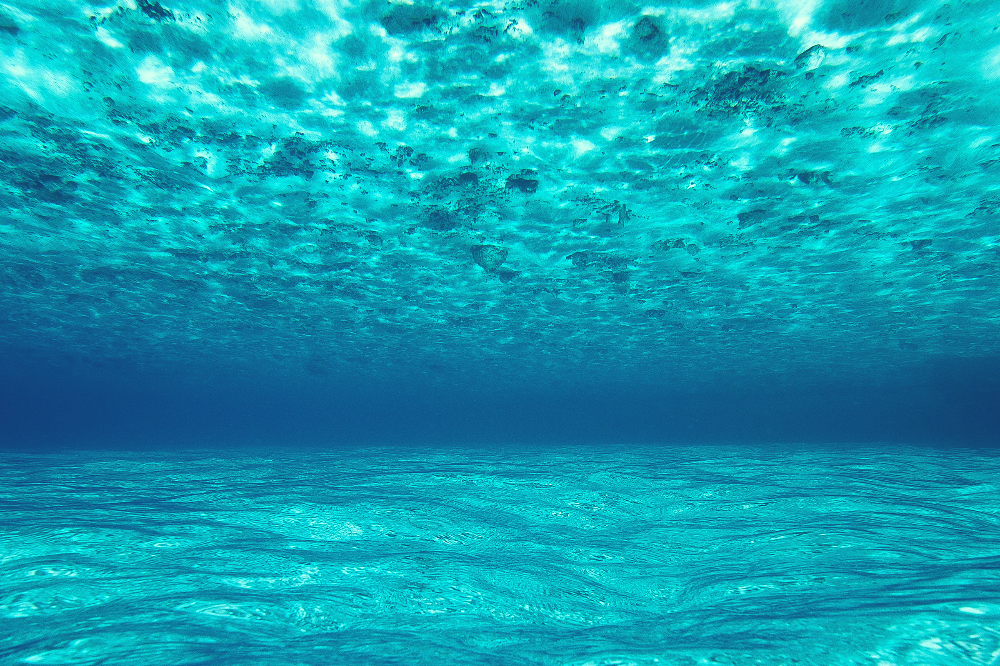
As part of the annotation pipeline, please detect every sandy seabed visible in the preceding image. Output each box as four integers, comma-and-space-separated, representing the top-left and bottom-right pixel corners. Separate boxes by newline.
1, 444, 998, 665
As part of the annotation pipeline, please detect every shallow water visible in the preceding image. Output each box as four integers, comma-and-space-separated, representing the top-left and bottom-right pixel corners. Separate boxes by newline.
4, 0, 1000, 391
2, 445, 998, 665
3, 0, 999, 659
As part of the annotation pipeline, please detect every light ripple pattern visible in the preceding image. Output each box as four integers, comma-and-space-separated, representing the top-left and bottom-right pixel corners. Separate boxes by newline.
1, 445, 999, 665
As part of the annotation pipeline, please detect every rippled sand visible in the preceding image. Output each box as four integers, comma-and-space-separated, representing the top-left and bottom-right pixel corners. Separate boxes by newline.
2, 445, 998, 665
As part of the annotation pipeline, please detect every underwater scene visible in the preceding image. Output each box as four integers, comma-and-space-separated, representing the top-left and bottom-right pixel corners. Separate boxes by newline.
1, 0, 999, 662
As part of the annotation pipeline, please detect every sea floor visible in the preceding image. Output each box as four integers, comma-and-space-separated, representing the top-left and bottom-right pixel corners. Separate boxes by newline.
1, 444, 998, 665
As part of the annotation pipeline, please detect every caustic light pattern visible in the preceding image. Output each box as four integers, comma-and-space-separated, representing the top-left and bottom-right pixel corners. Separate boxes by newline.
2, 446, 999, 665
2, 0, 1000, 384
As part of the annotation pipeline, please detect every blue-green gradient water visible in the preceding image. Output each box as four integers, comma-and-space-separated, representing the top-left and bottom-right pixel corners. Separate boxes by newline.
3, 0, 1000, 401
3, 445, 1000, 665
2, 0, 999, 662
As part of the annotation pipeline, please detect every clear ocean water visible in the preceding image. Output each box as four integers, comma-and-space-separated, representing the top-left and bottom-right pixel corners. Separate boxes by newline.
1, 0, 999, 662
3, 445, 1000, 665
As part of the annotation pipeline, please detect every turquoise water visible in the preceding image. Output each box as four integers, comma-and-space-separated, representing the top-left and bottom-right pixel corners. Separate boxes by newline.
2, 0, 999, 391
3, 445, 999, 665
2, 0, 999, 662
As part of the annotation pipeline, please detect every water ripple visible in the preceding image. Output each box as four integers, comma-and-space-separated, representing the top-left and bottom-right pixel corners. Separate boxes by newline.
1, 445, 999, 665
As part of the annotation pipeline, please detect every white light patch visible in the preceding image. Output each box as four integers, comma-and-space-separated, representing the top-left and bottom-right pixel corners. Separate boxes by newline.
593, 21, 625, 54
383, 109, 406, 131
774, 136, 796, 156
730, 154, 751, 170
889, 74, 916, 92
2, 51, 72, 101
191, 61, 206, 73
959, 606, 986, 614
322, 90, 345, 106
80, 130, 112, 140
231, 9, 275, 41
887, 26, 932, 45
788, 12, 810, 36
798, 30, 852, 50
394, 82, 426, 98
505, 18, 532, 39
600, 126, 622, 141
982, 44, 1000, 81
388, 45, 406, 63
34, 67, 77, 99
861, 86, 893, 108
303, 34, 337, 77
137, 56, 174, 86
312, 0, 353, 37
652, 45, 698, 84
194, 149, 216, 176
680, 2, 737, 23
90, 3, 121, 22
826, 72, 850, 90
572, 138, 596, 156
357, 120, 377, 137
95, 27, 123, 48
776, 0, 821, 37
189, 89, 226, 110
732, 128, 760, 149
541, 41, 573, 75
